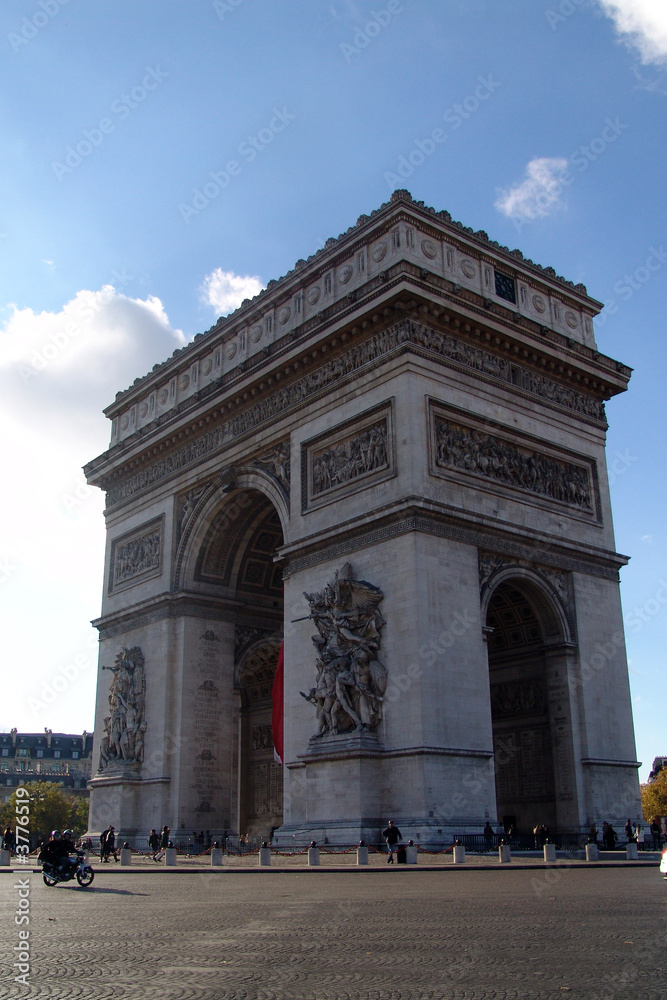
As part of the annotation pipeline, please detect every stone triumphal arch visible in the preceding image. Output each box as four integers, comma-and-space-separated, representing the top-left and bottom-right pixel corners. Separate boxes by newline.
86, 190, 641, 844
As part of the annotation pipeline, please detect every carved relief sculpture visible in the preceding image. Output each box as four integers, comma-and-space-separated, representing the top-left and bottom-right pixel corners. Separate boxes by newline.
252, 724, 274, 751
111, 524, 162, 590
256, 441, 291, 497
98, 646, 146, 771
312, 420, 388, 496
177, 484, 209, 540
434, 417, 593, 510
300, 563, 387, 738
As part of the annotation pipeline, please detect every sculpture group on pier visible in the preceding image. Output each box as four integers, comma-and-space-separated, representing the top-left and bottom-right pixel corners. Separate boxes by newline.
300, 563, 388, 738
98, 646, 146, 770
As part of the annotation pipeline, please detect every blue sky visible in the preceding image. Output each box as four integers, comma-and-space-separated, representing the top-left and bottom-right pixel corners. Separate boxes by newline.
0, 0, 665, 781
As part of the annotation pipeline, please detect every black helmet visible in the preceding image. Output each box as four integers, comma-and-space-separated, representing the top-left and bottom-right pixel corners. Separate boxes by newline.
51, 830, 61, 838
63, 829, 73, 838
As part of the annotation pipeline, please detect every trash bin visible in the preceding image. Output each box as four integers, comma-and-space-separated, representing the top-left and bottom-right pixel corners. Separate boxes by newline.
396, 845, 407, 864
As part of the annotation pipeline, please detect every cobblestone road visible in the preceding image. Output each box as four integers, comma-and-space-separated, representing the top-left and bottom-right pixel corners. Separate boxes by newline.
1, 866, 665, 999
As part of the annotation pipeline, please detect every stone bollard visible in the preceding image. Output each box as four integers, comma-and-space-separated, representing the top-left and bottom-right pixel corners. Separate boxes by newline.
626, 842, 638, 861
259, 843, 271, 867
543, 843, 557, 863
120, 846, 132, 865
585, 843, 599, 861
499, 843, 512, 864
211, 848, 223, 866
405, 842, 418, 865
165, 847, 177, 866
308, 842, 319, 867
0, 850, 10, 866
452, 842, 466, 864
356, 844, 368, 866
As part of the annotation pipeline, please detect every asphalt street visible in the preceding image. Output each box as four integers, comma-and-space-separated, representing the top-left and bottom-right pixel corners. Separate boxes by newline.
1, 865, 665, 999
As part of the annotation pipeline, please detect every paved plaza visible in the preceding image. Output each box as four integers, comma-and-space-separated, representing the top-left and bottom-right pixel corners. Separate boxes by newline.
2, 864, 665, 999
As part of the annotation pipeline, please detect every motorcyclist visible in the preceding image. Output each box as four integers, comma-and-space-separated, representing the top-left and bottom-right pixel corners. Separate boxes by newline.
39, 830, 63, 868
58, 830, 77, 875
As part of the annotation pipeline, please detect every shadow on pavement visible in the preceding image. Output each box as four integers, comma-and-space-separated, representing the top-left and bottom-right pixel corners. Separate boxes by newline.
57, 885, 150, 896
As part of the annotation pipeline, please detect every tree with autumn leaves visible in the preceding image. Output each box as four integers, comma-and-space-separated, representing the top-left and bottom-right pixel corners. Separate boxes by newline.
0, 781, 89, 847
641, 768, 667, 823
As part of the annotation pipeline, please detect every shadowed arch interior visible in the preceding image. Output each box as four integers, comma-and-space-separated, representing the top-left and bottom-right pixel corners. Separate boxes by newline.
238, 640, 283, 838
486, 580, 557, 834
195, 491, 283, 602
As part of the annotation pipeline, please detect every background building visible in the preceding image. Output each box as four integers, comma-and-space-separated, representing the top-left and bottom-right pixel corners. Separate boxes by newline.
0, 728, 92, 801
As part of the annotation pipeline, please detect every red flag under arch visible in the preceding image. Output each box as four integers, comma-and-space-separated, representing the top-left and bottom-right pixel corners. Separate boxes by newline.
272, 642, 284, 764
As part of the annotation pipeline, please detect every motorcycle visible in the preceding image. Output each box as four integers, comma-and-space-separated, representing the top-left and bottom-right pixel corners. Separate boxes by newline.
42, 850, 95, 888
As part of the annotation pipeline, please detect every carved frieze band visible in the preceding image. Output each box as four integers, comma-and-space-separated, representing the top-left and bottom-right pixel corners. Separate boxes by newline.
429, 403, 599, 520
108, 517, 163, 594
302, 403, 394, 511
105, 318, 604, 508
281, 510, 621, 584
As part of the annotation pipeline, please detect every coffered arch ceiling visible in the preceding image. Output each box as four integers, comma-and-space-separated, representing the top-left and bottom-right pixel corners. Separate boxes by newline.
194, 490, 283, 603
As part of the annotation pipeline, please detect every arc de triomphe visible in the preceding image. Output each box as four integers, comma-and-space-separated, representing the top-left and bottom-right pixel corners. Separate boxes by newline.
85, 190, 641, 845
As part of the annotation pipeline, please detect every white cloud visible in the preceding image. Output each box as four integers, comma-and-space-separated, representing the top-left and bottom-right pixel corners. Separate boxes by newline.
494, 157, 570, 221
202, 267, 264, 315
597, 0, 667, 65
2, 286, 186, 414
0, 287, 186, 732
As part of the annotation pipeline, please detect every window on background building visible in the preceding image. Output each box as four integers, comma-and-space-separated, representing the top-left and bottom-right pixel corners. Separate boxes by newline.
53, 750, 61, 758
1, 749, 8, 757
71, 751, 79, 759
16, 749, 28, 757
36, 749, 43, 758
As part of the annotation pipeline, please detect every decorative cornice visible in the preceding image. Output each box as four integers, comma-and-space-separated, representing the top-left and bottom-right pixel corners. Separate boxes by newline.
279, 501, 627, 582
100, 316, 608, 509
92, 592, 280, 640
290, 743, 494, 766
109, 190, 605, 409
580, 758, 641, 769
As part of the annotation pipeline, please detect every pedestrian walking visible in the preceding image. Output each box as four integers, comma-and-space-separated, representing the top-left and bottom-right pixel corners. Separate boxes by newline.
101, 825, 119, 863
650, 818, 661, 850
155, 825, 170, 862
603, 823, 617, 850
635, 823, 645, 851
3, 826, 15, 855
99, 826, 110, 862
382, 820, 402, 864
483, 821, 494, 851
148, 828, 160, 862
624, 818, 635, 843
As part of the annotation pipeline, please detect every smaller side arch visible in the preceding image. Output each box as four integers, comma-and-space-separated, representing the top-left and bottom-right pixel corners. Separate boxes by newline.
234, 635, 283, 691
480, 566, 574, 646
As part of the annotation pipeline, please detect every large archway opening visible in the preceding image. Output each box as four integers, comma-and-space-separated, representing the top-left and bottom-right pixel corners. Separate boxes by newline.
194, 488, 284, 839
486, 581, 558, 835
